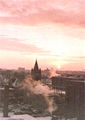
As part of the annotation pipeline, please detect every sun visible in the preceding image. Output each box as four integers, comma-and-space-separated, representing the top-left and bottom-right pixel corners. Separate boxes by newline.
57, 64, 61, 70
52, 61, 62, 70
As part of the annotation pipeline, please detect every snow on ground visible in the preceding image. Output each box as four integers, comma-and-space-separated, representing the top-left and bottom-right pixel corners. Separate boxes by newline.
35, 116, 51, 120
0, 113, 51, 120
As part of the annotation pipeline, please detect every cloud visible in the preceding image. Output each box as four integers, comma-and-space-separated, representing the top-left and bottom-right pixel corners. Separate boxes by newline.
0, 0, 85, 27
0, 37, 52, 55
72, 56, 85, 59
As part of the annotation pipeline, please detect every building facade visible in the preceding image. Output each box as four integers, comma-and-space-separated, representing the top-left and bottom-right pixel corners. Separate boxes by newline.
51, 76, 85, 120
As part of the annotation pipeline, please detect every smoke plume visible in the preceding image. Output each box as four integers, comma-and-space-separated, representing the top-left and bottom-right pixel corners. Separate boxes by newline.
20, 75, 57, 114
49, 68, 61, 78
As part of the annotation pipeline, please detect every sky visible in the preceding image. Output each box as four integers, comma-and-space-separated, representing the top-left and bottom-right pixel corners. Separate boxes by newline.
0, 0, 85, 71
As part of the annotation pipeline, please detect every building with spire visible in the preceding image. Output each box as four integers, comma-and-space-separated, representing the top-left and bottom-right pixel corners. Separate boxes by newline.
31, 60, 41, 81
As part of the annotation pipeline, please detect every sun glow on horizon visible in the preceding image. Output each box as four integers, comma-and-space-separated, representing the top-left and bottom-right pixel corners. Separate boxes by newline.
0, 10, 85, 70
56, 64, 61, 70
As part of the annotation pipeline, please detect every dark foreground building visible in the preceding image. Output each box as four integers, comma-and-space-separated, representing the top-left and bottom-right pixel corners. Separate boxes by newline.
31, 60, 41, 81
51, 77, 85, 120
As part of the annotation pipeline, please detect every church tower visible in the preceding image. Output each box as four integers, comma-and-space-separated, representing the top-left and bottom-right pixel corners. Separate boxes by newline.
31, 60, 41, 80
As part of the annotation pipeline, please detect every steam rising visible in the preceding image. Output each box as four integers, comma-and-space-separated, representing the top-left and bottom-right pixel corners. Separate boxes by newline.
49, 68, 61, 78
20, 75, 57, 114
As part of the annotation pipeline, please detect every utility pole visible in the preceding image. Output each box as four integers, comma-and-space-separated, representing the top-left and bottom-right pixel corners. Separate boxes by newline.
3, 85, 9, 117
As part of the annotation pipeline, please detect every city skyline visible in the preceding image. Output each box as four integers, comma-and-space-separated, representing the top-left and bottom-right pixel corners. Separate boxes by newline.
0, 0, 85, 71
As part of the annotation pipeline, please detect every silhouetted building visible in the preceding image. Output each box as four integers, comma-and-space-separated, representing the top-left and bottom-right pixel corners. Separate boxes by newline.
31, 60, 41, 81
18, 67, 25, 72
51, 77, 85, 120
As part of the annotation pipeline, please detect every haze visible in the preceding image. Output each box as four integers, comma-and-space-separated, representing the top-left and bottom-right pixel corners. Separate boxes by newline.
0, 0, 85, 71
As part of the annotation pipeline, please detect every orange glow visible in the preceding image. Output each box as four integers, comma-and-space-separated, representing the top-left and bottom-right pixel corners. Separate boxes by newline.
57, 64, 61, 70
0, 0, 85, 70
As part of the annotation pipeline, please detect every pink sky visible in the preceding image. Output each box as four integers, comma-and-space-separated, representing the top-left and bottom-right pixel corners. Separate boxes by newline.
0, 0, 85, 70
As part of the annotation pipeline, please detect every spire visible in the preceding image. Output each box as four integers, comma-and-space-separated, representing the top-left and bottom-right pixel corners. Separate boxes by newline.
31, 59, 41, 80
34, 59, 38, 70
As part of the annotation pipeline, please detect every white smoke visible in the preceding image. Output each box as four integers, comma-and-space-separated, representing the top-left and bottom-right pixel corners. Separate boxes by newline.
20, 75, 57, 114
49, 68, 61, 78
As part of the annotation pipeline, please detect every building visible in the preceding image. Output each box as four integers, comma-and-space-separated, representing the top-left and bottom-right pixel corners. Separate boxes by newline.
51, 76, 85, 120
31, 60, 41, 81
18, 67, 25, 72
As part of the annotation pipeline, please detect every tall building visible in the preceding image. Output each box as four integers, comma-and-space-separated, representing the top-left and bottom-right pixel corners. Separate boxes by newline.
31, 60, 41, 81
